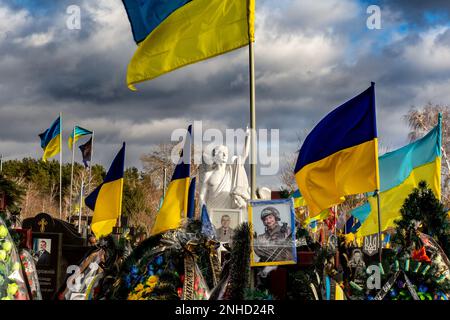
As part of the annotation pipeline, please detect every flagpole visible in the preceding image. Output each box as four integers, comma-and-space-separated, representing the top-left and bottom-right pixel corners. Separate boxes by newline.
375, 190, 382, 264
59, 112, 63, 220
69, 126, 76, 222
116, 142, 125, 231
249, 41, 257, 199
248, 28, 257, 291
163, 167, 167, 197
0, 154, 3, 173
78, 179, 84, 234
89, 130, 95, 193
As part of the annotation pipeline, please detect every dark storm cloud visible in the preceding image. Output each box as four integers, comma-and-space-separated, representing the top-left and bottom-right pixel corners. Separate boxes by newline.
1, 0, 450, 187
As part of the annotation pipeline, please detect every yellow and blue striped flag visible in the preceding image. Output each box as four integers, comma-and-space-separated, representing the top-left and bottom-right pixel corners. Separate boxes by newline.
355, 117, 442, 237
68, 126, 92, 150
151, 125, 192, 235
294, 84, 380, 216
39, 116, 61, 162
187, 177, 196, 219
85, 143, 126, 238
291, 189, 306, 208
123, 0, 255, 89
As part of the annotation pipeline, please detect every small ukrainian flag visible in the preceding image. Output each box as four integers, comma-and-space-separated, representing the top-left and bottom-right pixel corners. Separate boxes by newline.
68, 126, 92, 150
151, 125, 192, 235
85, 143, 125, 238
39, 116, 61, 162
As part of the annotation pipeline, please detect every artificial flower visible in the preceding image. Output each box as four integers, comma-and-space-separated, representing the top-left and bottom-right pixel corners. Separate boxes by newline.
412, 247, 431, 263
146, 275, 158, 286
12, 262, 20, 271
2, 241, 12, 252
134, 283, 144, 292
7, 283, 18, 296
344, 233, 355, 246
0, 250, 6, 261
0, 225, 8, 238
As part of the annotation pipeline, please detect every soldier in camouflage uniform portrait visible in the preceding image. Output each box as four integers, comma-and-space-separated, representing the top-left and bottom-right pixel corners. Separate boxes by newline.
253, 206, 294, 263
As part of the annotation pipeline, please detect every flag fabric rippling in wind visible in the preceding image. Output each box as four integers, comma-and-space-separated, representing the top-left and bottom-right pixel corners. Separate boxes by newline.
354, 117, 442, 237
79, 137, 93, 168
123, 0, 255, 89
151, 125, 192, 235
85, 143, 126, 238
68, 126, 92, 150
294, 84, 380, 216
39, 116, 61, 162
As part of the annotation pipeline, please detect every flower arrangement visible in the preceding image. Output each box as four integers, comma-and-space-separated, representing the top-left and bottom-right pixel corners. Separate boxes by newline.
19, 249, 42, 300
127, 275, 160, 300
0, 218, 29, 300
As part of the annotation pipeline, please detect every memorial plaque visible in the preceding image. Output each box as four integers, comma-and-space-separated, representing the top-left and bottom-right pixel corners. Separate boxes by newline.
31, 232, 62, 299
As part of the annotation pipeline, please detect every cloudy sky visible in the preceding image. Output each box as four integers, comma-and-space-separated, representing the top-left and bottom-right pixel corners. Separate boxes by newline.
1, 0, 450, 189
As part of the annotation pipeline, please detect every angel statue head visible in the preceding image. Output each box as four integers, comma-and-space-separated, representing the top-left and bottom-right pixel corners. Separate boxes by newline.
212, 145, 229, 165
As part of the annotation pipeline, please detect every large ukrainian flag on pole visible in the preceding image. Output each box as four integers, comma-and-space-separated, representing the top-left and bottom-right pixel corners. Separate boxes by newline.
85, 143, 126, 238
294, 83, 380, 216
355, 117, 442, 237
123, 0, 255, 89
39, 116, 61, 162
151, 125, 192, 235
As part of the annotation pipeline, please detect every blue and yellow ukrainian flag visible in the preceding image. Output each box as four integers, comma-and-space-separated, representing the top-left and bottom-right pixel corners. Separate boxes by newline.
123, 0, 255, 89
151, 125, 192, 235
303, 208, 331, 227
294, 83, 380, 216
187, 177, 196, 219
355, 116, 442, 237
291, 189, 306, 208
68, 126, 92, 150
39, 116, 61, 162
85, 143, 126, 238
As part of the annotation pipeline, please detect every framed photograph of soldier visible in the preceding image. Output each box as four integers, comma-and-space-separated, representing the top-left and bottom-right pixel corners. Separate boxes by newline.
248, 198, 297, 267
209, 208, 242, 245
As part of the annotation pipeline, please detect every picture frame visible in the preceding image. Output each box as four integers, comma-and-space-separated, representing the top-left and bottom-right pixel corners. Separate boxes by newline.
248, 198, 297, 267
209, 208, 242, 244
31, 232, 62, 300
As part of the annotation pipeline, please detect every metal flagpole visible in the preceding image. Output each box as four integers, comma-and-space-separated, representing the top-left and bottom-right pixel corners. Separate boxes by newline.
88, 130, 95, 193
375, 190, 382, 264
114, 143, 125, 235
0, 154, 3, 173
249, 42, 257, 199
69, 126, 76, 222
248, 28, 257, 291
163, 167, 167, 197
59, 112, 63, 220
334, 205, 339, 267
78, 179, 84, 234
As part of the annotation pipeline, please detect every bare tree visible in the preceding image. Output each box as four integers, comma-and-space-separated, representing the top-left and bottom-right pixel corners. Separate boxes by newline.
404, 103, 450, 206
279, 151, 298, 192
141, 143, 177, 190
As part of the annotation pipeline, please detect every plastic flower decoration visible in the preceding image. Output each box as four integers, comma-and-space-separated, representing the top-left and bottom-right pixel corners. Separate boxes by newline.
0, 225, 8, 238
411, 247, 431, 263
127, 275, 160, 300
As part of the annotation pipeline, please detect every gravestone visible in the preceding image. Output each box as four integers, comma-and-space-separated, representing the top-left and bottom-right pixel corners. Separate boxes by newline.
22, 212, 91, 299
